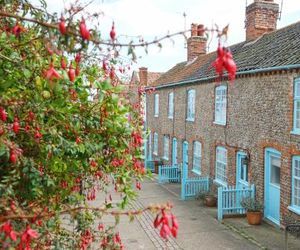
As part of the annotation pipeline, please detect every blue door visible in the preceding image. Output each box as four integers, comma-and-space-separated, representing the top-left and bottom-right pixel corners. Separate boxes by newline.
172, 138, 177, 166
264, 148, 281, 225
182, 141, 189, 171
236, 151, 249, 189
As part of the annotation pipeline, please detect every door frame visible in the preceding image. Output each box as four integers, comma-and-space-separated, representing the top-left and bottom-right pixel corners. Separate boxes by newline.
264, 147, 281, 225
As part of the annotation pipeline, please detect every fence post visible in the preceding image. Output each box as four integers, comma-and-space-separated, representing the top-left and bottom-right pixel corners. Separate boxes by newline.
217, 186, 223, 220
158, 165, 162, 184
181, 163, 187, 200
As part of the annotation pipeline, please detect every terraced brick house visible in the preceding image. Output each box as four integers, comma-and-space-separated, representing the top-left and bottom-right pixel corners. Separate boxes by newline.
144, 0, 300, 226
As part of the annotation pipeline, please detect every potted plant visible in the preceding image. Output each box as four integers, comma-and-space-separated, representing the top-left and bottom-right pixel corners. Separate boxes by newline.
241, 197, 264, 225
197, 186, 217, 207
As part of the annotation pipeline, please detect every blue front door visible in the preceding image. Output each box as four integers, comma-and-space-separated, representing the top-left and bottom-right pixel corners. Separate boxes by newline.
236, 151, 249, 189
172, 138, 177, 166
182, 141, 189, 169
264, 148, 281, 225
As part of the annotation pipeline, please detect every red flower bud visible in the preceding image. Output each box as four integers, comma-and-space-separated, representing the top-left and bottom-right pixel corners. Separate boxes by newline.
109, 67, 115, 80
10, 150, 17, 164
79, 18, 90, 40
61, 57, 67, 70
75, 64, 80, 76
59, 16, 67, 35
0, 107, 7, 122
68, 64, 76, 82
171, 227, 178, 238
75, 53, 81, 64
102, 60, 107, 71
12, 117, 19, 134
110, 22, 116, 41
46, 63, 61, 80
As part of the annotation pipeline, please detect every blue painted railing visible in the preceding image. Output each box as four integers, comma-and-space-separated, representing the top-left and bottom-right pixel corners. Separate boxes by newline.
181, 176, 209, 200
217, 184, 255, 220
180, 162, 209, 200
145, 160, 155, 172
158, 164, 181, 184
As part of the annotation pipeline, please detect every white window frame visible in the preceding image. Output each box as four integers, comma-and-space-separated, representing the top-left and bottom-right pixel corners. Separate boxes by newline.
192, 141, 202, 175
163, 135, 169, 160
186, 89, 195, 121
153, 132, 158, 155
168, 92, 174, 119
288, 156, 300, 215
154, 94, 159, 117
292, 78, 300, 134
214, 85, 227, 125
215, 146, 227, 186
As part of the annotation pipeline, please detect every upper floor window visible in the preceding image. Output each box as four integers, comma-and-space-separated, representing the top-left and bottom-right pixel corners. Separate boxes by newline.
163, 135, 169, 160
168, 92, 174, 119
192, 141, 202, 175
289, 156, 300, 215
214, 85, 227, 125
153, 132, 158, 155
215, 146, 227, 186
187, 89, 195, 121
293, 78, 300, 134
154, 94, 159, 117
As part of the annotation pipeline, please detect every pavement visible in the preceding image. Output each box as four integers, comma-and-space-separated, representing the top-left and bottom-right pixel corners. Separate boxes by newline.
91, 176, 300, 250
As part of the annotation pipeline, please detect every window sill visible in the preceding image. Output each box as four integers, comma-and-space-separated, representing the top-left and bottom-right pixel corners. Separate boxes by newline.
290, 130, 300, 136
213, 179, 227, 187
288, 205, 300, 216
168, 116, 174, 120
192, 169, 201, 175
154, 115, 159, 118
213, 121, 226, 126
186, 118, 195, 122
153, 152, 158, 156
162, 157, 169, 161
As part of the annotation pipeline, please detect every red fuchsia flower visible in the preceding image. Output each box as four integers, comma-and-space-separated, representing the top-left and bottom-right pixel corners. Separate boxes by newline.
211, 43, 237, 83
1, 221, 17, 241
95, 170, 103, 178
98, 223, 104, 231
109, 66, 115, 80
12, 117, 20, 134
60, 180, 68, 188
34, 128, 42, 142
153, 210, 178, 240
90, 160, 97, 168
75, 177, 81, 183
61, 57, 67, 70
59, 16, 67, 35
102, 60, 108, 72
136, 181, 141, 190
79, 18, 90, 40
131, 131, 143, 147
0, 107, 7, 122
25, 123, 30, 132
45, 63, 61, 80
110, 22, 116, 41
12, 22, 25, 37
68, 63, 76, 82
28, 111, 35, 121
20, 225, 39, 249
76, 136, 81, 144
75, 53, 81, 64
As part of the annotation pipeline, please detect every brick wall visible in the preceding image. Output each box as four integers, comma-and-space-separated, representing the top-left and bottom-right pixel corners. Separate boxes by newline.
145, 70, 300, 226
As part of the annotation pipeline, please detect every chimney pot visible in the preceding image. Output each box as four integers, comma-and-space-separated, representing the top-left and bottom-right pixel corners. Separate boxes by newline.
187, 23, 207, 61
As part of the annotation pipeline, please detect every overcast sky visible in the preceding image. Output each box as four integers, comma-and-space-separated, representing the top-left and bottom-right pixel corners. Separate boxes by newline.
46, 0, 300, 73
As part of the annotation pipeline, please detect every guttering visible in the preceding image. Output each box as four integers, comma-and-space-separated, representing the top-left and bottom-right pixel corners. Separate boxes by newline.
147, 64, 300, 90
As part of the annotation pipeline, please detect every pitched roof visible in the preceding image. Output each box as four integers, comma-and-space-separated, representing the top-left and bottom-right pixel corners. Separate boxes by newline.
155, 21, 300, 86
148, 72, 163, 86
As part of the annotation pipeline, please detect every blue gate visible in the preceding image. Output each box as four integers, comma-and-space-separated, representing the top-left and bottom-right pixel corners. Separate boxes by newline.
217, 184, 255, 220
158, 164, 181, 183
181, 161, 209, 200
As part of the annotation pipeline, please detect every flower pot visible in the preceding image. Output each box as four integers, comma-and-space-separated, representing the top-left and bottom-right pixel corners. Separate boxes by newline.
205, 195, 217, 207
246, 211, 262, 225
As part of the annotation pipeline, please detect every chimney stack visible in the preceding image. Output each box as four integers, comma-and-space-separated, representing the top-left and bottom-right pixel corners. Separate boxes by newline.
139, 67, 148, 86
245, 0, 279, 41
187, 23, 207, 62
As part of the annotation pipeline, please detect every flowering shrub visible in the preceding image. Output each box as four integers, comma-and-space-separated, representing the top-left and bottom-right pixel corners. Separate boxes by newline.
0, 1, 177, 249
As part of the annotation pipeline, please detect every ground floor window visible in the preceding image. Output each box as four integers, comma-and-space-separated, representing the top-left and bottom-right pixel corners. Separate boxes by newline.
290, 156, 300, 214
215, 146, 227, 185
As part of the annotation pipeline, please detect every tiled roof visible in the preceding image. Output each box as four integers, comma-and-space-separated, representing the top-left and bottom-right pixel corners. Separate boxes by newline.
148, 72, 163, 86
155, 21, 300, 86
